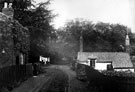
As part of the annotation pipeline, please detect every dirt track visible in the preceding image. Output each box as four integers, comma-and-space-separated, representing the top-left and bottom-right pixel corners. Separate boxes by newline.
49, 65, 88, 92
39, 65, 88, 92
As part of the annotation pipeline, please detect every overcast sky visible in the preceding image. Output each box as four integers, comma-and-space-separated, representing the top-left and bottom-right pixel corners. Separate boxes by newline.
35, 0, 135, 32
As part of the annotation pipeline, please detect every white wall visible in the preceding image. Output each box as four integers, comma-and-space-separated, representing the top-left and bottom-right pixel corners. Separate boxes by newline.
78, 61, 111, 71
95, 62, 111, 70
77, 60, 135, 72
78, 61, 90, 66
114, 69, 134, 72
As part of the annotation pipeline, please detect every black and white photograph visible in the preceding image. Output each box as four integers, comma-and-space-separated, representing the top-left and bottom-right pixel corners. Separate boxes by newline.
0, 0, 135, 92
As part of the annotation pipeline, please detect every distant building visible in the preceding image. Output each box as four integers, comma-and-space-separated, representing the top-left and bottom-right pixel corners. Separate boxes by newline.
39, 56, 50, 64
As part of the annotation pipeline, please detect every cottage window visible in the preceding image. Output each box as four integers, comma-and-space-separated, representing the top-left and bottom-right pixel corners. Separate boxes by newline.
107, 63, 113, 71
90, 59, 95, 68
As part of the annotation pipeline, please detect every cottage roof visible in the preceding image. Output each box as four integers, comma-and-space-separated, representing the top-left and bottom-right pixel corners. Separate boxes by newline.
77, 52, 133, 68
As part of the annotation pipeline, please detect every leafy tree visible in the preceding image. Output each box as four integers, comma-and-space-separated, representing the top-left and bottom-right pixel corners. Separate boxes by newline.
0, 0, 31, 54
63, 19, 133, 53
0, 0, 57, 62
11, 20, 30, 54
26, 1, 56, 62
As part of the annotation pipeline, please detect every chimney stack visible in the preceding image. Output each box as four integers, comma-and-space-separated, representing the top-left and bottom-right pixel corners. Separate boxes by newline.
125, 28, 130, 53
80, 34, 83, 52
2, 2, 13, 18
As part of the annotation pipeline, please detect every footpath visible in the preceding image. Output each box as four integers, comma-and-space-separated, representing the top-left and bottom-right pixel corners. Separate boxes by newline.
11, 68, 56, 92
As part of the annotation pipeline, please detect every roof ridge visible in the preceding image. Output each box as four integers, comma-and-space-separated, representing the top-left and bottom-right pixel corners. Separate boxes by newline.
79, 52, 129, 54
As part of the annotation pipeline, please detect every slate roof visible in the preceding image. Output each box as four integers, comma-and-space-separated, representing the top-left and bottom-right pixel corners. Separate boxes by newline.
77, 52, 133, 68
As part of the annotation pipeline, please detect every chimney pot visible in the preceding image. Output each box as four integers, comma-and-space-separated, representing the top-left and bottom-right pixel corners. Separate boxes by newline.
4, 2, 8, 8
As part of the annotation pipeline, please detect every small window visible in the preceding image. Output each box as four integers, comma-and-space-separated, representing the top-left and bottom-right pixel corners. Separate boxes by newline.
90, 59, 95, 68
107, 64, 113, 71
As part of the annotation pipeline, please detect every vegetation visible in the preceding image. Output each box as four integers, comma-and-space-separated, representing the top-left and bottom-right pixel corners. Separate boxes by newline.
11, 20, 30, 54
76, 63, 135, 92
0, 0, 57, 63
58, 19, 135, 55
102, 70, 135, 77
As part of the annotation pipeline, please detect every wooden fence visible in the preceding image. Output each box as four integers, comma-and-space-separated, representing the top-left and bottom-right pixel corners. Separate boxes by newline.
0, 63, 33, 89
76, 63, 135, 92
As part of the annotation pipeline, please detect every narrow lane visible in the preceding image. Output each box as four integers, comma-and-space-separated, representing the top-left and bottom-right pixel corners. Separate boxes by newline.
55, 65, 88, 92
38, 65, 88, 92
39, 65, 68, 92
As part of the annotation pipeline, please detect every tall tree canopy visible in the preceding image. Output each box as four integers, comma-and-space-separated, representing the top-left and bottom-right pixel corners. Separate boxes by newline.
0, 0, 56, 62
62, 19, 135, 54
